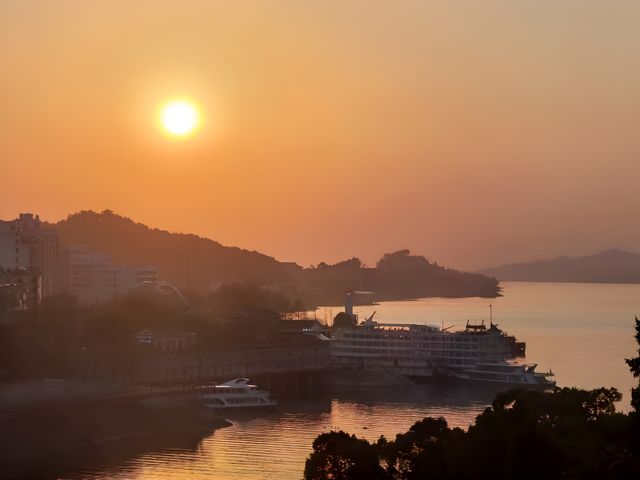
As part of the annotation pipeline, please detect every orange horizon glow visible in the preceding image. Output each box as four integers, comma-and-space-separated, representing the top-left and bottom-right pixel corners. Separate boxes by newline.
1, 1, 640, 271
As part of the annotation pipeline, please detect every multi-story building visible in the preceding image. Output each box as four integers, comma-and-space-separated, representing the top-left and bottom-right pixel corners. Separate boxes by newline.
0, 220, 33, 271
15, 214, 59, 298
61, 245, 158, 305
2, 213, 159, 306
0, 213, 59, 303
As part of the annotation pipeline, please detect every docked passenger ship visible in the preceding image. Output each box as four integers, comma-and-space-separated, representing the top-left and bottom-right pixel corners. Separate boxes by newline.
328, 289, 558, 388
331, 316, 525, 380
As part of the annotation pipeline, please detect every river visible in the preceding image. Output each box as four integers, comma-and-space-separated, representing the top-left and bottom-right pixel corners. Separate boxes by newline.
73, 282, 639, 480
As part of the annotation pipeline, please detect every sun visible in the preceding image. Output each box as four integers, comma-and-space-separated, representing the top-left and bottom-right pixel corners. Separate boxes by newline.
160, 100, 200, 137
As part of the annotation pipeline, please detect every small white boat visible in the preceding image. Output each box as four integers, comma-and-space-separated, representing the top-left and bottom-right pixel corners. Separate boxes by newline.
197, 378, 278, 410
453, 362, 555, 390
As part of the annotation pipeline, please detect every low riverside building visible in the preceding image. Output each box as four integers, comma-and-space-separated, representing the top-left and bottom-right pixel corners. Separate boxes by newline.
81, 307, 331, 384
226, 309, 330, 346
257, 319, 330, 345
136, 328, 197, 352
84, 320, 331, 384
126, 342, 331, 385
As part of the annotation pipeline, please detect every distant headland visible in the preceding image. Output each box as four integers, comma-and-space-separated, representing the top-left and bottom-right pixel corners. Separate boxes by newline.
477, 249, 640, 284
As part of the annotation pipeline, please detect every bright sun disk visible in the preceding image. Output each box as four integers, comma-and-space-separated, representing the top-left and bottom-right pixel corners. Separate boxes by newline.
160, 100, 199, 137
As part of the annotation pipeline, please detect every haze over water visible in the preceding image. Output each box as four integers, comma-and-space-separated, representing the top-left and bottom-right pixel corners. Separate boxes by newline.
74, 282, 639, 480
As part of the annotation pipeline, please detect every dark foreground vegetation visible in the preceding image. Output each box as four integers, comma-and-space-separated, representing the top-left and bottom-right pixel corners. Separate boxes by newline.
0, 285, 307, 381
304, 319, 640, 480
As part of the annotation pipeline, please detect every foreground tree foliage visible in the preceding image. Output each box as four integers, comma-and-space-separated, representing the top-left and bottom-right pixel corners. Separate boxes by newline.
625, 316, 640, 412
306, 320, 640, 479
304, 431, 389, 480
305, 388, 640, 480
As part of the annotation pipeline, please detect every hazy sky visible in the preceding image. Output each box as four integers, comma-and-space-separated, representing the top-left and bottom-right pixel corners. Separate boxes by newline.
1, 1, 639, 270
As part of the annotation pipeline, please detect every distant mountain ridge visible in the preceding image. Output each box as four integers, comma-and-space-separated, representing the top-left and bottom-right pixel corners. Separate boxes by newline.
477, 249, 640, 284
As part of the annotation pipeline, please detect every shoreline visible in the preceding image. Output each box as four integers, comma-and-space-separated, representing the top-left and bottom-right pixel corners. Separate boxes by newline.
0, 385, 230, 479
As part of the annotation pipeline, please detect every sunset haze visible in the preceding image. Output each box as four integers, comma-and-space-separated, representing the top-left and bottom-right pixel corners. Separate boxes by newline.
2, 0, 639, 270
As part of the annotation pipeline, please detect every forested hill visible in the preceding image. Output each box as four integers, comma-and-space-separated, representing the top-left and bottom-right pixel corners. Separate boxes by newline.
54, 210, 299, 290
477, 249, 640, 284
300, 251, 500, 303
52, 211, 500, 300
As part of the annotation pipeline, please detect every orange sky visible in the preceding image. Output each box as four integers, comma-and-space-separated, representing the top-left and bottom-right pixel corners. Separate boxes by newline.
1, 1, 639, 270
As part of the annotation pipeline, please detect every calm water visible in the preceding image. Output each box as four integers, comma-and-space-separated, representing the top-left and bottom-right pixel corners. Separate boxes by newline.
73, 282, 639, 480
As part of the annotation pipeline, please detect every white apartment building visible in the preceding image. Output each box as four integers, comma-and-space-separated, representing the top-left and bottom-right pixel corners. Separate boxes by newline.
63, 246, 159, 305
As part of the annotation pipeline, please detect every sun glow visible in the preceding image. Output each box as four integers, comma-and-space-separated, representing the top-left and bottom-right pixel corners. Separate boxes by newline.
160, 100, 200, 137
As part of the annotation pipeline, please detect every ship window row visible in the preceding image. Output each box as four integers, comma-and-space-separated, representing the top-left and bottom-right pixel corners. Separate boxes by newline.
334, 345, 413, 351
333, 347, 479, 358
343, 333, 480, 343
428, 351, 478, 358
212, 388, 253, 394
332, 347, 481, 356
420, 343, 478, 350
211, 397, 267, 404
333, 348, 415, 355
471, 372, 524, 382
336, 340, 479, 350
228, 397, 266, 404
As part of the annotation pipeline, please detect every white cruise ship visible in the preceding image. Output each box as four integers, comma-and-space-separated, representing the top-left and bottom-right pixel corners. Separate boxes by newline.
331, 291, 525, 380
331, 315, 527, 382
197, 378, 278, 410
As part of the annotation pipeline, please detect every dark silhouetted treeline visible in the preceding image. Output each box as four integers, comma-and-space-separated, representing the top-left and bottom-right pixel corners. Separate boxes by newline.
0, 284, 304, 381
365, 250, 499, 300
304, 318, 640, 479
53, 211, 500, 303
0, 295, 85, 379
287, 251, 499, 305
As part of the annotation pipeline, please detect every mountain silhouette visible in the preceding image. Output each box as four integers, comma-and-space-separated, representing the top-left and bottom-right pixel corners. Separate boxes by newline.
53, 210, 298, 291
477, 249, 640, 283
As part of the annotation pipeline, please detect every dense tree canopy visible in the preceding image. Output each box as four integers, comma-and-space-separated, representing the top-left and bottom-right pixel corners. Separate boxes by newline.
333, 312, 356, 330
304, 387, 639, 480
625, 316, 640, 412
